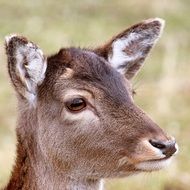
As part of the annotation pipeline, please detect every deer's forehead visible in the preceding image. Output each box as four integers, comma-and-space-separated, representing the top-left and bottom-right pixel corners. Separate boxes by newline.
47, 48, 114, 80
46, 48, 132, 100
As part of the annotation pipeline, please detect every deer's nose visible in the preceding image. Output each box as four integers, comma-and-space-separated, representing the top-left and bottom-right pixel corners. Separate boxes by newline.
149, 139, 177, 158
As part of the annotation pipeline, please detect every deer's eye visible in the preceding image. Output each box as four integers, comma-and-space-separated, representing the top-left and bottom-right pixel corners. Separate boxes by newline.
65, 98, 86, 112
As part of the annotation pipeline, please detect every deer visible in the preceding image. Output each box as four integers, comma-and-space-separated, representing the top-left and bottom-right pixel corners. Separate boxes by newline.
3, 18, 178, 190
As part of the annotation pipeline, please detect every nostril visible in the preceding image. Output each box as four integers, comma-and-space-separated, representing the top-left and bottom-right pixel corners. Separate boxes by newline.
149, 139, 177, 158
149, 139, 166, 150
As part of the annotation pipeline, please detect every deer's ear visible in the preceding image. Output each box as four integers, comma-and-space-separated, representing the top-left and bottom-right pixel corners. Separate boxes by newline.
95, 18, 165, 79
5, 35, 47, 103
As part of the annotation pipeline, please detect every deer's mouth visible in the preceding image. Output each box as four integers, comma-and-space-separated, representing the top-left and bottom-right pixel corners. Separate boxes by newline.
135, 157, 172, 172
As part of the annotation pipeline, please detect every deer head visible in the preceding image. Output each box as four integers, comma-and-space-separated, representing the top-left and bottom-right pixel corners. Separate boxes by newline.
5, 18, 178, 188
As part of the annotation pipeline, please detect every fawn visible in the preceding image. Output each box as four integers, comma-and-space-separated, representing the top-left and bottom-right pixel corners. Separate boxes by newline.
4, 18, 178, 190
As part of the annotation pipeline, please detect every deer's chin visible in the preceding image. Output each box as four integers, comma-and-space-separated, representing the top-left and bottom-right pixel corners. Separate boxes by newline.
135, 157, 172, 172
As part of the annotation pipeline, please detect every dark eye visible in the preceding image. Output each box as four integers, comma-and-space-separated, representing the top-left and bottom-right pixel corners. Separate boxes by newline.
65, 98, 86, 112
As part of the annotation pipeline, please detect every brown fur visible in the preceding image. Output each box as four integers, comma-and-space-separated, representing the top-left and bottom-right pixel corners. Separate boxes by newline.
3, 19, 177, 190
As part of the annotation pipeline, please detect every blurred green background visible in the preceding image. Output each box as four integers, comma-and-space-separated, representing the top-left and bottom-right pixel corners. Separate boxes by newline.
0, 0, 190, 189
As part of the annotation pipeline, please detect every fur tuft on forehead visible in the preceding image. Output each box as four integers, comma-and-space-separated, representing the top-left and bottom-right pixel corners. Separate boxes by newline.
45, 48, 109, 80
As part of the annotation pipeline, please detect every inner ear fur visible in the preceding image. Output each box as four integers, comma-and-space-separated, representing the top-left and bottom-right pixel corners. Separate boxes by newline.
5, 35, 47, 103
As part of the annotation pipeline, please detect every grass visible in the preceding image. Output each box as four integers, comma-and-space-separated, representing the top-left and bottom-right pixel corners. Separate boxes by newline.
0, 0, 190, 189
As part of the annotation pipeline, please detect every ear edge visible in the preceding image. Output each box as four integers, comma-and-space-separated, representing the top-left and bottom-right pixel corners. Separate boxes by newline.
95, 18, 165, 57
143, 18, 165, 33
5, 34, 19, 45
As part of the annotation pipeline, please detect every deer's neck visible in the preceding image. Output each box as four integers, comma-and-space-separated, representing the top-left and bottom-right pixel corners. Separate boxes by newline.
5, 104, 103, 190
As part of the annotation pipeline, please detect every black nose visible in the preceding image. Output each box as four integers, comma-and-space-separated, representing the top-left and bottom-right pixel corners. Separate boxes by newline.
149, 139, 177, 158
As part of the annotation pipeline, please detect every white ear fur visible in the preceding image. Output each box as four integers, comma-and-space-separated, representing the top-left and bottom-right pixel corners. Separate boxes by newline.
5, 35, 47, 104
108, 33, 143, 75
15, 42, 47, 93
108, 18, 165, 79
